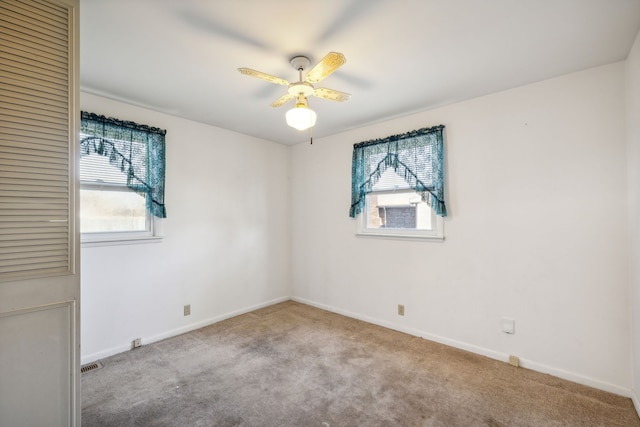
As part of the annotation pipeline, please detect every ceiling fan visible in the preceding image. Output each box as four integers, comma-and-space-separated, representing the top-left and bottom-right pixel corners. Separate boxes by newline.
238, 52, 351, 131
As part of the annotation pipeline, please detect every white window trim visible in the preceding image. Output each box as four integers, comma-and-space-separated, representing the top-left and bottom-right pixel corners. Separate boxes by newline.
81, 232, 163, 247
81, 219, 163, 246
356, 191, 444, 241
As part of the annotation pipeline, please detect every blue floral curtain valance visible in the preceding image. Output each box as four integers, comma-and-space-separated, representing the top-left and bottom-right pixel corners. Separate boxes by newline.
350, 124, 446, 218
80, 111, 167, 218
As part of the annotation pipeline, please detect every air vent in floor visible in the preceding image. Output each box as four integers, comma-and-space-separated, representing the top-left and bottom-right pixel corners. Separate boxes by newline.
81, 361, 103, 374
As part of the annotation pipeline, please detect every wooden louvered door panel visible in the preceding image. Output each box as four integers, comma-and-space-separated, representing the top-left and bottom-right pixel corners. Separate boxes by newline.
0, 0, 80, 426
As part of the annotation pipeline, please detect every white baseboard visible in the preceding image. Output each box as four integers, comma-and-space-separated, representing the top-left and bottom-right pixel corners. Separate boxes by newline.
81, 296, 290, 365
632, 389, 640, 418
291, 296, 632, 398
291, 296, 506, 360
520, 359, 631, 397
82, 294, 634, 399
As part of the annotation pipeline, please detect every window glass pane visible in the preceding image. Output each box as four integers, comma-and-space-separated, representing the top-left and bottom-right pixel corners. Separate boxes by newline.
366, 191, 432, 230
80, 188, 148, 233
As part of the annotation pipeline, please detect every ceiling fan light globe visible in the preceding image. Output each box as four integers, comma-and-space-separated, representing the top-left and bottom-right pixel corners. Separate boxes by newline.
286, 105, 317, 131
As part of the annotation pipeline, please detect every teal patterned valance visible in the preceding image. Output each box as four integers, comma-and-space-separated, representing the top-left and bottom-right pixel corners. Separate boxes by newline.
350, 125, 446, 218
80, 111, 167, 218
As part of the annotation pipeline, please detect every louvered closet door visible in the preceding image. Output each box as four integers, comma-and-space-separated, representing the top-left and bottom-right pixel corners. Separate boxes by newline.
0, 0, 73, 279
0, 0, 80, 426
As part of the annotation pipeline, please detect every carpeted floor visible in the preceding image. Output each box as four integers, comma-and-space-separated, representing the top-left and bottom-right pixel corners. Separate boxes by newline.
82, 301, 640, 426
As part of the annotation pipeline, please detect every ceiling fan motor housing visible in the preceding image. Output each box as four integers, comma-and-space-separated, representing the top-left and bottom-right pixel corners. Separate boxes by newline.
288, 82, 314, 97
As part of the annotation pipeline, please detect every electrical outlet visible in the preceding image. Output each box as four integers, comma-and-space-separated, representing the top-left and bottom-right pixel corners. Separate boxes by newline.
398, 304, 405, 316
508, 355, 520, 367
132, 338, 141, 349
501, 317, 515, 334
184, 304, 191, 316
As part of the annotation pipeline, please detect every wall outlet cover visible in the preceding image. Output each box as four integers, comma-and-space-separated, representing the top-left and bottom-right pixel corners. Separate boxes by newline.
501, 318, 515, 334
508, 355, 520, 367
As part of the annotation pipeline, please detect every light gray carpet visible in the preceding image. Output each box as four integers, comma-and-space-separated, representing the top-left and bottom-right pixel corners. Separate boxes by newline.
82, 301, 640, 426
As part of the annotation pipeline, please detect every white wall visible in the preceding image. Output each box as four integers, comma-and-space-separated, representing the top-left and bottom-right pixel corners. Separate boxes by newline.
80, 93, 291, 363
628, 29, 640, 411
291, 63, 630, 395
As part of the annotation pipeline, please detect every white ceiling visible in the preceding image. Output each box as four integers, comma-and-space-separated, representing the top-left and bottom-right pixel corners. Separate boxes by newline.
80, 0, 640, 145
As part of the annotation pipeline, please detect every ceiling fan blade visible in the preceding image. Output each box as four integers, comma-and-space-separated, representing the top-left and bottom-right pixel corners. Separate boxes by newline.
238, 68, 289, 86
181, 10, 271, 51
271, 93, 295, 108
315, 0, 384, 43
305, 52, 346, 83
313, 87, 351, 102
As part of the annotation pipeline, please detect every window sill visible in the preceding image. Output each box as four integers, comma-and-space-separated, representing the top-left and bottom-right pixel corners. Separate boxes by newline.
356, 232, 444, 242
81, 235, 163, 248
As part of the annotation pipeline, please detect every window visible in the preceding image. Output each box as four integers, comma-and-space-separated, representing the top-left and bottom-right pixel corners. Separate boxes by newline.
80, 112, 166, 243
350, 125, 446, 240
